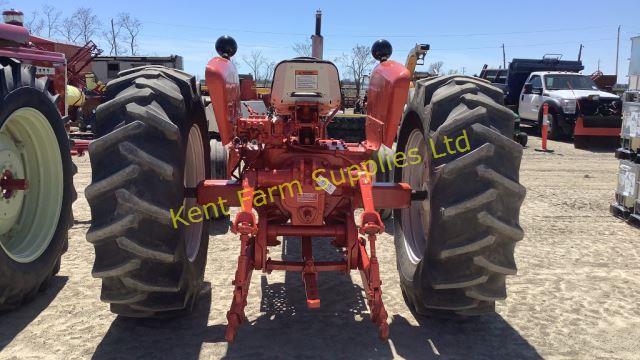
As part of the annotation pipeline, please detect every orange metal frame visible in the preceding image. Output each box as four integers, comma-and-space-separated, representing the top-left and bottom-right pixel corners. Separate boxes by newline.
199, 55, 411, 342
573, 117, 621, 137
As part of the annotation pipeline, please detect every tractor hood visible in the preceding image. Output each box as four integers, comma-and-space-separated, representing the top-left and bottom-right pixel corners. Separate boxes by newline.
547, 89, 619, 101
0, 23, 29, 44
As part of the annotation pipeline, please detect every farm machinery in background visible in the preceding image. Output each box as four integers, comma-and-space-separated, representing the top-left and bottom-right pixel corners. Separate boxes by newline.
611, 36, 640, 228
0, 13, 76, 310
28, 23, 103, 154
1, 9, 103, 156
590, 70, 618, 93
479, 56, 623, 148
85, 7, 526, 342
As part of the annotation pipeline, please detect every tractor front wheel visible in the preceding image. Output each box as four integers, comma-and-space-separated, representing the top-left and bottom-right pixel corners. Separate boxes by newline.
394, 76, 526, 317
209, 138, 229, 221
87, 66, 210, 317
374, 145, 395, 221
0, 61, 76, 310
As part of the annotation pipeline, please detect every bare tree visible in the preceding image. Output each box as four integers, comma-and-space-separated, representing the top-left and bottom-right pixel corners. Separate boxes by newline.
118, 13, 142, 55
73, 7, 101, 44
102, 18, 125, 56
428, 61, 444, 75
446, 69, 457, 75
25, 11, 45, 36
262, 61, 276, 86
231, 57, 240, 69
60, 16, 81, 44
242, 50, 266, 83
338, 44, 376, 98
292, 42, 312, 57
41, 5, 62, 38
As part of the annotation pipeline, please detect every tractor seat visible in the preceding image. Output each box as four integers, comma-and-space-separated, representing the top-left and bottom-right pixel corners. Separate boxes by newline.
270, 58, 341, 116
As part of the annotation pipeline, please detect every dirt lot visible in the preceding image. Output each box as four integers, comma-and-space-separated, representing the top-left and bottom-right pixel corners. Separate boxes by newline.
1, 131, 639, 359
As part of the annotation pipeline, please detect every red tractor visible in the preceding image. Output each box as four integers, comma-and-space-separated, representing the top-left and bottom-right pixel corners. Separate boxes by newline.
0, 19, 76, 310
86, 35, 525, 341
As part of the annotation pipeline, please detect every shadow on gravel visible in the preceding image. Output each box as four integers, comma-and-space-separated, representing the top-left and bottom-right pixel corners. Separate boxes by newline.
91, 282, 222, 360
222, 236, 391, 358
221, 235, 540, 359
90, 227, 539, 359
0, 275, 68, 351
391, 314, 542, 359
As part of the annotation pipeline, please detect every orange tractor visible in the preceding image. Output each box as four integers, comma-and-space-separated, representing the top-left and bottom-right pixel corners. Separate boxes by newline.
86, 34, 525, 341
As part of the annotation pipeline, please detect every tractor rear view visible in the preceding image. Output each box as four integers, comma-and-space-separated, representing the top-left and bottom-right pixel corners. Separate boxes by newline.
86, 33, 525, 341
0, 18, 76, 310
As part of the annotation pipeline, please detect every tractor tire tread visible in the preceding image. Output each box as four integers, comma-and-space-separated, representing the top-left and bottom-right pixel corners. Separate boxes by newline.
87, 66, 208, 317
395, 75, 524, 317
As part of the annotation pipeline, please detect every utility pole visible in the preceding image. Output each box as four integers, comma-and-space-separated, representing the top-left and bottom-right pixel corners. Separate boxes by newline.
597, 59, 601, 72
502, 43, 506, 69
462, 66, 466, 75
578, 44, 583, 61
615, 25, 621, 78
111, 19, 119, 56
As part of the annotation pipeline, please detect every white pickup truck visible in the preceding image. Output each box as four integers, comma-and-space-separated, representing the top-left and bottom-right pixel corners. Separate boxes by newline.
518, 71, 622, 139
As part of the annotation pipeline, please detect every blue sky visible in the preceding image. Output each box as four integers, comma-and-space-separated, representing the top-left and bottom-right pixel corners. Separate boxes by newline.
11, 0, 640, 82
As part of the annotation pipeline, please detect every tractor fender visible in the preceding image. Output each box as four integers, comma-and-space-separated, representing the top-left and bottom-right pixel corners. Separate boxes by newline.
366, 60, 411, 149
205, 57, 241, 145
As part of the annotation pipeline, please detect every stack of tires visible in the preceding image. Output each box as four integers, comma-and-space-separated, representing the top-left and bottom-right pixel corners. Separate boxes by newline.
612, 90, 640, 228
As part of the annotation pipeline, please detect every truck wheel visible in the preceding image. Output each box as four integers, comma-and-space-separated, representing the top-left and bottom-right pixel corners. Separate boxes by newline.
0, 61, 75, 310
394, 76, 525, 317
86, 66, 210, 317
540, 112, 562, 140
573, 136, 589, 149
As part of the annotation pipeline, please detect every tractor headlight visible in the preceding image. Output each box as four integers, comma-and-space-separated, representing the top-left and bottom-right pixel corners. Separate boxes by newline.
561, 99, 576, 114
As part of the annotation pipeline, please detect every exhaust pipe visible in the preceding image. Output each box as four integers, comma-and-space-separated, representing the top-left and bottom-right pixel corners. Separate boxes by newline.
311, 10, 323, 59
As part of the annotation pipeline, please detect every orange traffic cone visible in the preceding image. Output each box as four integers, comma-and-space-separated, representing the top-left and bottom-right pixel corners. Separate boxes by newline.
535, 103, 554, 153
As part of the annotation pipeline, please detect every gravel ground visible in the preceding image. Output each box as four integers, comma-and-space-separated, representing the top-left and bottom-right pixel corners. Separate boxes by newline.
1, 130, 639, 359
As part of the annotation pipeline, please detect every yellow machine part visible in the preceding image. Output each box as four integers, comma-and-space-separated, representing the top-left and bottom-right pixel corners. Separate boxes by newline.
256, 87, 271, 95
85, 73, 97, 91
66, 85, 85, 107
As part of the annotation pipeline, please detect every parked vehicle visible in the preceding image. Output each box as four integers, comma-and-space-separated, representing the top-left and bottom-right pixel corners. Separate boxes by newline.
480, 56, 623, 145
612, 36, 640, 228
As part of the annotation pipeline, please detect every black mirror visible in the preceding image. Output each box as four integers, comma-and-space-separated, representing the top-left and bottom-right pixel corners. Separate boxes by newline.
532, 87, 543, 95
523, 83, 532, 94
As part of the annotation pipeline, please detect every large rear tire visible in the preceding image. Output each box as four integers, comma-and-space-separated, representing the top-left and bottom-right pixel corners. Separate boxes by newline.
394, 76, 525, 316
0, 60, 75, 310
86, 66, 210, 317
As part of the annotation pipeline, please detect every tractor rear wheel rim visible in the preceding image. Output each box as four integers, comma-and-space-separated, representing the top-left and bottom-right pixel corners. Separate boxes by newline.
184, 124, 206, 262
400, 128, 430, 264
0, 108, 63, 263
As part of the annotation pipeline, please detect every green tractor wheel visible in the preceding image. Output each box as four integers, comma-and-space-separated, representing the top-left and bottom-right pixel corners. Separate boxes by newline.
0, 61, 76, 310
